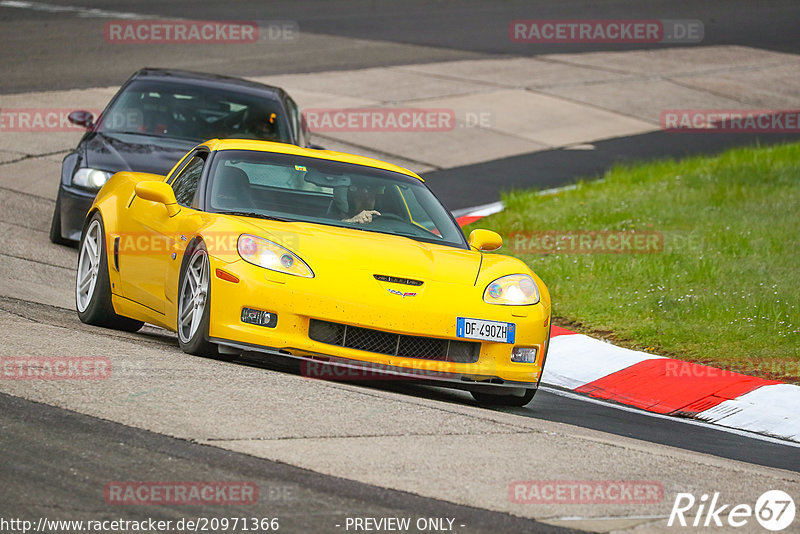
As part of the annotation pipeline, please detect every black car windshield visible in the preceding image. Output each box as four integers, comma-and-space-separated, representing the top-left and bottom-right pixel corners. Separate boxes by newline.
97, 80, 291, 144
207, 150, 468, 249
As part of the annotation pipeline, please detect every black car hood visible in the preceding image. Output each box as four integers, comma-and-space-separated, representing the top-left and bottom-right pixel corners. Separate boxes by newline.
81, 131, 196, 176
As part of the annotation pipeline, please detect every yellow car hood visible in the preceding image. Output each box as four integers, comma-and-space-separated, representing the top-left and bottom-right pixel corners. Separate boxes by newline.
228, 218, 481, 286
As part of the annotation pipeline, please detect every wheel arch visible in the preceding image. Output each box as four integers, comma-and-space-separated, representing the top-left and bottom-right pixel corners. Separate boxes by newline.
81, 207, 102, 236
178, 235, 208, 284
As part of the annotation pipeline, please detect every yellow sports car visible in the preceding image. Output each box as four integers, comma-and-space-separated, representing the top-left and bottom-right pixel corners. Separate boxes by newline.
76, 139, 551, 406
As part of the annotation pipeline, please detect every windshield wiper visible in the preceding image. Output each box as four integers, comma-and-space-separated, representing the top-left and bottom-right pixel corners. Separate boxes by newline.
101, 130, 201, 142
215, 211, 292, 222
101, 130, 156, 136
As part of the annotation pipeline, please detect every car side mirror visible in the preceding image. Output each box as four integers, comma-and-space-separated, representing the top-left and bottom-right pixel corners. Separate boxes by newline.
68, 110, 94, 129
468, 229, 503, 252
135, 181, 180, 217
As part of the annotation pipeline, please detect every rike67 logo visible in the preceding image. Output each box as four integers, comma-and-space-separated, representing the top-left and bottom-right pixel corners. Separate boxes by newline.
668, 490, 795, 531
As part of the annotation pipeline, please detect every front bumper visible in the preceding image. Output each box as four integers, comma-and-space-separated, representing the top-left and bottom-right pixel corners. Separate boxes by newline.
58, 184, 96, 241
205, 257, 551, 387
212, 337, 541, 392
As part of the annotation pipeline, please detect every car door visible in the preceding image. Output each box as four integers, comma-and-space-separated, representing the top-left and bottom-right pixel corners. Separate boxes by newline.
118, 151, 208, 314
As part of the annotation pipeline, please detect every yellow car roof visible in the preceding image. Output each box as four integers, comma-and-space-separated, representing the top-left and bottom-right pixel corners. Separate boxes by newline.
201, 139, 424, 182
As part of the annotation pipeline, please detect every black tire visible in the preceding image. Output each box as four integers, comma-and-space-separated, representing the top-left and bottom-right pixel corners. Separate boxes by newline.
49, 192, 74, 246
471, 388, 537, 407
177, 241, 222, 358
76, 213, 144, 332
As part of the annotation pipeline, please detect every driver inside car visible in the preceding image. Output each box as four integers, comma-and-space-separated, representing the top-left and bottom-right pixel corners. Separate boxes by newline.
230, 110, 281, 142
328, 181, 384, 224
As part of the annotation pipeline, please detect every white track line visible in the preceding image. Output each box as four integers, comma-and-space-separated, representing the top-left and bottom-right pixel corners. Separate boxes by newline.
551, 514, 670, 522
0, 1, 150, 19
539, 385, 800, 449
451, 183, 585, 219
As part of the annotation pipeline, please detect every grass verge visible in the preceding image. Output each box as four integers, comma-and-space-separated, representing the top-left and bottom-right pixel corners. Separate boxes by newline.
465, 142, 800, 383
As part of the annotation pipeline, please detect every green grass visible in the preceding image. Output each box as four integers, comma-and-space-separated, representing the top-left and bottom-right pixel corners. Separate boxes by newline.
465, 142, 800, 382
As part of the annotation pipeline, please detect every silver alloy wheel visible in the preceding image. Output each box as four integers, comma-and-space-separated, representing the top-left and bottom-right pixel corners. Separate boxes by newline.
76, 219, 102, 312
178, 248, 209, 344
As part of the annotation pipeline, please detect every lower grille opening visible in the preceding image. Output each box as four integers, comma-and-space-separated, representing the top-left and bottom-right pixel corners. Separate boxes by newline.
309, 319, 479, 363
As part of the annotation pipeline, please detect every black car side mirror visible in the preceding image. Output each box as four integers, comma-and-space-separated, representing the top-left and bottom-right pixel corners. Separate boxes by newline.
68, 110, 94, 129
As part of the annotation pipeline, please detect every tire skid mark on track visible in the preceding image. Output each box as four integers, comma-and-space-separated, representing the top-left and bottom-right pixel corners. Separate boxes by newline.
0, 294, 177, 348
203, 430, 537, 443
0, 219, 51, 233
0, 250, 72, 270
0, 188, 56, 230
0, 184, 55, 201
0, 149, 70, 167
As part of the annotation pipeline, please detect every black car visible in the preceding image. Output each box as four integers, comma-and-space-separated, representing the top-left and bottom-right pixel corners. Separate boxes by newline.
50, 67, 313, 244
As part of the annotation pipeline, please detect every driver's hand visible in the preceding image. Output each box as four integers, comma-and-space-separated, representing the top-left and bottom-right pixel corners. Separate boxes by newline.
343, 210, 381, 224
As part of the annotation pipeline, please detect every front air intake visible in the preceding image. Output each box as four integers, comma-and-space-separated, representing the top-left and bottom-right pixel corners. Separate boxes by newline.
308, 319, 479, 363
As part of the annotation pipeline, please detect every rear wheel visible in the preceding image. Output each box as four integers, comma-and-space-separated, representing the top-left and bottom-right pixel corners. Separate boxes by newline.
471, 388, 536, 407
177, 242, 221, 358
76, 213, 143, 332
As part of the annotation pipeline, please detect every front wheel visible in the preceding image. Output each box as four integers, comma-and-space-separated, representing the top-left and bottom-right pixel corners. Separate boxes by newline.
471, 388, 536, 407
76, 213, 143, 332
177, 242, 220, 358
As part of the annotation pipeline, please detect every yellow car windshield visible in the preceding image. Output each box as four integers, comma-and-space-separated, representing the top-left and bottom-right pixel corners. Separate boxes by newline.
207, 150, 468, 249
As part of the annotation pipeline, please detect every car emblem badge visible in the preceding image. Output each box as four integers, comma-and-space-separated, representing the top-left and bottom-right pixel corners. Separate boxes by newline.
387, 288, 417, 298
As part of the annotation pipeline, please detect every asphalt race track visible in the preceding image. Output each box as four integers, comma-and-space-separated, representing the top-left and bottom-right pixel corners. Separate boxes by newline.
1, 2, 799, 533
2, 0, 799, 93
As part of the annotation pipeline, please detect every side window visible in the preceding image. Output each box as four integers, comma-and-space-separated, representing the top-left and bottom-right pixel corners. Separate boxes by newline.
171, 155, 205, 207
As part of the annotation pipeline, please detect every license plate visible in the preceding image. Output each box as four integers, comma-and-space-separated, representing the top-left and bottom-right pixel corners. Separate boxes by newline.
456, 317, 515, 343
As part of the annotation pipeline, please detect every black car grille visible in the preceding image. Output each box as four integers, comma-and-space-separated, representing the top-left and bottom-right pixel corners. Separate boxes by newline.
308, 319, 479, 363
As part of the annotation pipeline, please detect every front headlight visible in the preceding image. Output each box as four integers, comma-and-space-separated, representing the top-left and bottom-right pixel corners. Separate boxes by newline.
237, 234, 313, 278
72, 168, 113, 190
484, 274, 540, 305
